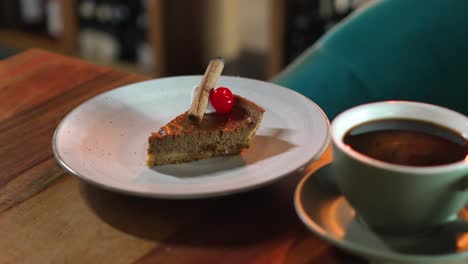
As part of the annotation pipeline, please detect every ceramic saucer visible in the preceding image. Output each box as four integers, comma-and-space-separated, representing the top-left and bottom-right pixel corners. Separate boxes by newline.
294, 164, 468, 264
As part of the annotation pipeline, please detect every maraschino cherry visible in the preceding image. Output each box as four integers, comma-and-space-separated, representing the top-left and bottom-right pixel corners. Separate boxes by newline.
210, 87, 234, 113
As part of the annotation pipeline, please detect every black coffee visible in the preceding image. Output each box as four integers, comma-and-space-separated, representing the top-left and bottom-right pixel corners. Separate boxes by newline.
343, 119, 468, 166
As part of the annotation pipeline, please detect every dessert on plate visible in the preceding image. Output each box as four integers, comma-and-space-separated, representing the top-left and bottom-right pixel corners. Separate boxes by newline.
147, 58, 265, 166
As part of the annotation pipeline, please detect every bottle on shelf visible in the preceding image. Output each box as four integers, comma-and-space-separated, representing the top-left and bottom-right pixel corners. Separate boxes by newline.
284, 0, 356, 65
79, 0, 122, 64
134, 0, 155, 74
284, 0, 325, 64
78, 0, 98, 60
46, 0, 64, 38
79, 0, 147, 65
20, 0, 46, 34
0, 1, 24, 29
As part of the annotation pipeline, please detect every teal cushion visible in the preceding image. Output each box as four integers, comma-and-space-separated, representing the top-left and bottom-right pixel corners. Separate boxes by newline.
274, 0, 468, 119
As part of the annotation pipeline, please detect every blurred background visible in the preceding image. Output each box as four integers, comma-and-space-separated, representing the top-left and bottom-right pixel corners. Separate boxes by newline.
0, 0, 369, 80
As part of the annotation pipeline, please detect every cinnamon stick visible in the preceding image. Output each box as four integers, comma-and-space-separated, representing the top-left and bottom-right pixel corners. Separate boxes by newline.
188, 57, 224, 124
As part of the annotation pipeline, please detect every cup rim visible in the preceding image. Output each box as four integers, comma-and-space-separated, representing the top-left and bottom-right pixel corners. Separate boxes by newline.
331, 100, 468, 174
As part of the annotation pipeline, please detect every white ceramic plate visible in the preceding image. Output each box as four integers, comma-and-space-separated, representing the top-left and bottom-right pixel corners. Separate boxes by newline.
53, 76, 330, 199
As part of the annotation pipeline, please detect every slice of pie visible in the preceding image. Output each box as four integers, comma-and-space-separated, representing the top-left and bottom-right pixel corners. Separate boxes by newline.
147, 95, 264, 166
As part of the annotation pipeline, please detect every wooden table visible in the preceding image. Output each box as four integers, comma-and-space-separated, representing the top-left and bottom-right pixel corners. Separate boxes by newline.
0, 49, 362, 263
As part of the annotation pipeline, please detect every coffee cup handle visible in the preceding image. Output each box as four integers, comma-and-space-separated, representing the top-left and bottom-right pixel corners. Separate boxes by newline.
441, 177, 468, 234
436, 175, 468, 235
439, 219, 468, 234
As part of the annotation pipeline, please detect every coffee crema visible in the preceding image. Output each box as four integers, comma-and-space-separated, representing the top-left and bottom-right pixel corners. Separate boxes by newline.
343, 119, 468, 166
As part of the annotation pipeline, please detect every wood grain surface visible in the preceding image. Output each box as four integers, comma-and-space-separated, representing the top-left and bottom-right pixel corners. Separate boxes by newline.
0, 49, 363, 263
